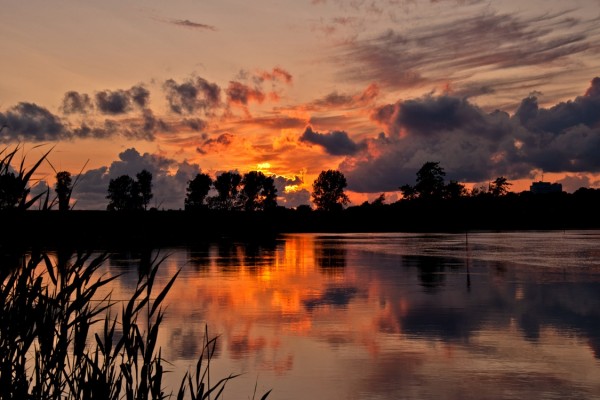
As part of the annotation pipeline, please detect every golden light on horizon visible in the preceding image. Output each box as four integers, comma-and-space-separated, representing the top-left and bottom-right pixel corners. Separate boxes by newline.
284, 185, 300, 193
257, 162, 272, 171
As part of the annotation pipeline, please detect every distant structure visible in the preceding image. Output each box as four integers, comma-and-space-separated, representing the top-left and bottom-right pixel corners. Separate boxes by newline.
530, 181, 563, 194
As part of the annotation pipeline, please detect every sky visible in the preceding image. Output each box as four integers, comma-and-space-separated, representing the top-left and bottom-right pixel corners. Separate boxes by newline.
1, 0, 600, 209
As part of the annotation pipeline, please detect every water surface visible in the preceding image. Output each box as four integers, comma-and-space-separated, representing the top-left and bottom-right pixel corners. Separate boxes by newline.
103, 231, 600, 399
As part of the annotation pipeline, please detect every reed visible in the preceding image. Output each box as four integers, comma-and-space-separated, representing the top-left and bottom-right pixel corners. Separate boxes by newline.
0, 250, 271, 399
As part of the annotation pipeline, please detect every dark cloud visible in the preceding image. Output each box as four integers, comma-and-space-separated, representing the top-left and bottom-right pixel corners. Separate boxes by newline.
339, 10, 600, 94
120, 109, 170, 140
95, 85, 149, 115
163, 77, 221, 115
306, 84, 379, 111
0, 102, 70, 141
556, 174, 598, 193
342, 77, 600, 192
517, 80, 600, 135
0, 101, 162, 143
196, 133, 234, 155
256, 67, 293, 84
128, 85, 150, 108
72, 121, 114, 140
170, 19, 216, 31
61, 91, 93, 114
300, 126, 364, 156
236, 115, 306, 130
226, 81, 266, 106
182, 118, 208, 131
74, 148, 202, 210
372, 95, 486, 137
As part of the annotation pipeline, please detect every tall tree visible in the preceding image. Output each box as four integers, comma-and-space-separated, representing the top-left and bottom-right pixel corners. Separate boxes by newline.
208, 171, 242, 210
55, 171, 72, 211
415, 161, 446, 200
490, 176, 511, 196
185, 173, 213, 210
240, 171, 278, 211
136, 170, 153, 210
261, 176, 278, 211
399, 184, 417, 201
311, 170, 350, 211
444, 180, 467, 200
106, 175, 141, 211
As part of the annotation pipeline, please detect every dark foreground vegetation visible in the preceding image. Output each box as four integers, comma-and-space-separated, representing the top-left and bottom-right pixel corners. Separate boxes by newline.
0, 250, 271, 399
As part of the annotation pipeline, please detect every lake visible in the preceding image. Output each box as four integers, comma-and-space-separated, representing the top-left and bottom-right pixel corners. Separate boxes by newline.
101, 231, 600, 399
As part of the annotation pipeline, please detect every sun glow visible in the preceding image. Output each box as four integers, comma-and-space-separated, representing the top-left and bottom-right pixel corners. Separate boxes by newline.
284, 185, 300, 193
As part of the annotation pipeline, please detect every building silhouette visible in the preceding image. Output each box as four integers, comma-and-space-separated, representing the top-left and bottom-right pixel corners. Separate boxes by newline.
530, 181, 563, 194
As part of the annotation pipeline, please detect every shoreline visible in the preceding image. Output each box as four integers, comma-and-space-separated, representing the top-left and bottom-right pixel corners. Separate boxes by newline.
2, 202, 599, 248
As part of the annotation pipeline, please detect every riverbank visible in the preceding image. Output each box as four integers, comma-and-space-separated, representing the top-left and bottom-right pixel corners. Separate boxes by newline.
2, 193, 599, 248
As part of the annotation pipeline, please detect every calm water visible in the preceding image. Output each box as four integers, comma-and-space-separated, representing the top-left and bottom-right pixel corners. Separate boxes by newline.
102, 231, 600, 399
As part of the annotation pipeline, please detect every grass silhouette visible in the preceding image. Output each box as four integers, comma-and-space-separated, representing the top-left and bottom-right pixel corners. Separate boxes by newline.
0, 250, 271, 399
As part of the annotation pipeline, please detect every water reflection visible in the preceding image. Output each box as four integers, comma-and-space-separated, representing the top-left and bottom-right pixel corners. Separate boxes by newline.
98, 232, 600, 399
314, 239, 346, 275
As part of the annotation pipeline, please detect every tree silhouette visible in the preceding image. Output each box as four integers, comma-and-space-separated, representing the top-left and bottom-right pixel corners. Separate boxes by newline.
415, 161, 446, 200
208, 171, 242, 210
399, 184, 417, 200
55, 171, 72, 211
185, 173, 213, 210
136, 170, 153, 210
371, 193, 386, 206
400, 161, 447, 200
240, 171, 278, 211
312, 170, 350, 211
106, 175, 141, 211
444, 180, 467, 200
490, 176, 511, 196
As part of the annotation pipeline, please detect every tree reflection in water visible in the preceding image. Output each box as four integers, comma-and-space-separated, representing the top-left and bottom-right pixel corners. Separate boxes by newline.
314, 239, 346, 276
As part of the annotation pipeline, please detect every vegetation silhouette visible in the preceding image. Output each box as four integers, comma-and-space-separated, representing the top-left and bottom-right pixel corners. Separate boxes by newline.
312, 169, 350, 211
2, 149, 600, 247
54, 171, 72, 211
240, 171, 277, 212
207, 171, 242, 211
0, 250, 271, 399
0, 145, 52, 210
106, 169, 153, 211
185, 173, 212, 211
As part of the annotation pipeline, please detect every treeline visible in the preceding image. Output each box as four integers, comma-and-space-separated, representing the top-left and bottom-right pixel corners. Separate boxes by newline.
0, 144, 349, 212
2, 147, 600, 242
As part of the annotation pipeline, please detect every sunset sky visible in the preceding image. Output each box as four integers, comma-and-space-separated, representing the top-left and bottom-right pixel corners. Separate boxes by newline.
1, 0, 600, 209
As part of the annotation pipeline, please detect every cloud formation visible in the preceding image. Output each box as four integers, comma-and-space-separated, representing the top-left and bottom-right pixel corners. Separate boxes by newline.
196, 133, 234, 155
0, 102, 69, 141
338, 10, 600, 95
226, 81, 266, 106
74, 148, 202, 210
72, 147, 315, 209
300, 126, 364, 156
342, 77, 600, 192
163, 77, 222, 115
95, 85, 149, 115
61, 91, 93, 114
305, 84, 379, 111
0, 100, 166, 142
170, 19, 216, 31
60, 85, 150, 116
